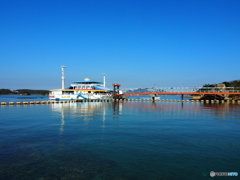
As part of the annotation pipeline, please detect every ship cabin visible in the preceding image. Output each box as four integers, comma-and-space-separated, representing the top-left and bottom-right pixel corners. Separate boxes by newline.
68, 81, 104, 90
63, 78, 112, 96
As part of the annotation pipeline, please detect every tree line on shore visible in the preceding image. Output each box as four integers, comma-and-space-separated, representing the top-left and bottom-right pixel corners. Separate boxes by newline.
203, 80, 240, 87
196, 80, 240, 100
0, 89, 49, 95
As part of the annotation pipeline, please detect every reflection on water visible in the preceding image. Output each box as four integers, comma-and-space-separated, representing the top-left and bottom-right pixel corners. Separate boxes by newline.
0, 101, 240, 179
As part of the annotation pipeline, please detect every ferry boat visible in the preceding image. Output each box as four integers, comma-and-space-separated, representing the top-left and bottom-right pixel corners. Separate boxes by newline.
49, 78, 113, 101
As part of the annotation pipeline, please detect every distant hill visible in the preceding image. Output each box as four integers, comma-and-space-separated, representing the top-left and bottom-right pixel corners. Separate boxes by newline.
0, 89, 49, 95
201, 80, 240, 100
0, 89, 17, 95
203, 80, 240, 87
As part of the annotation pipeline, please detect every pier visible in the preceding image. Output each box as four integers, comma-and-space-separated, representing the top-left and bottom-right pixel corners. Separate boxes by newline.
115, 86, 240, 101
119, 86, 240, 95
1, 86, 240, 106
1, 98, 240, 106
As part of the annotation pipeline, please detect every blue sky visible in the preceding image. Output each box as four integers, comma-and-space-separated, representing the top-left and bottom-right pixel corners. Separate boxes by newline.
1, 0, 239, 89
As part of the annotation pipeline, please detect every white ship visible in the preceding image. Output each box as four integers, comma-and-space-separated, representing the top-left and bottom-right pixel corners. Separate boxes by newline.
49, 67, 112, 101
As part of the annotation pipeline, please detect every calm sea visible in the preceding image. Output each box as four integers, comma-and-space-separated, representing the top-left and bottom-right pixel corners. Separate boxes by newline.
0, 95, 240, 179
0, 95, 49, 102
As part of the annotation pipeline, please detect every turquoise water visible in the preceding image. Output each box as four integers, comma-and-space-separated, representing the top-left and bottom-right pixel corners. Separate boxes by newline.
0, 98, 240, 179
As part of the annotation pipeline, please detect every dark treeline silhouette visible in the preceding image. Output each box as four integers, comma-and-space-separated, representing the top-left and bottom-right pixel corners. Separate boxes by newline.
203, 80, 240, 87
0, 89, 49, 95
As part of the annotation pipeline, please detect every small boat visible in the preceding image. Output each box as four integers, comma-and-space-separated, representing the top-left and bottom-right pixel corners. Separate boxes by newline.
49, 77, 112, 101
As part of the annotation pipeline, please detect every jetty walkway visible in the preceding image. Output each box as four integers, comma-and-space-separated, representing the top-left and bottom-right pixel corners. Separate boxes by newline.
119, 87, 240, 96
1, 98, 240, 106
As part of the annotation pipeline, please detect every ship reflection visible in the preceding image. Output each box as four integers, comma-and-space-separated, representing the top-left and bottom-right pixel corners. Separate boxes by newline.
48, 102, 115, 134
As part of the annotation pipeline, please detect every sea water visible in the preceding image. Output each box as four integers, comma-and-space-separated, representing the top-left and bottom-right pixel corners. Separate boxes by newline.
0, 95, 48, 102
0, 97, 240, 179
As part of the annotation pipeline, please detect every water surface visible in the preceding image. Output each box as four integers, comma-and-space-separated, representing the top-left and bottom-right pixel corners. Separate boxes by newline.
0, 101, 239, 179
0, 95, 48, 102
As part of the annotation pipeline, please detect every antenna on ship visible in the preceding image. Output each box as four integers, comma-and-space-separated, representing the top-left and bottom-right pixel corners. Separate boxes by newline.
102, 73, 106, 87
61, 66, 66, 89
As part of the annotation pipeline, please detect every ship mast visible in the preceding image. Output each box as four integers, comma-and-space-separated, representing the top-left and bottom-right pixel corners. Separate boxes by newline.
61, 66, 66, 89
103, 73, 106, 87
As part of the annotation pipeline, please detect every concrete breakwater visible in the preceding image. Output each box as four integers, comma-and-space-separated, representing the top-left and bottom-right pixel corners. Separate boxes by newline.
0, 99, 240, 105
0, 100, 77, 105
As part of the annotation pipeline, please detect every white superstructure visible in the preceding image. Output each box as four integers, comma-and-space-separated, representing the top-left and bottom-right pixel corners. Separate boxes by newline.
49, 77, 112, 101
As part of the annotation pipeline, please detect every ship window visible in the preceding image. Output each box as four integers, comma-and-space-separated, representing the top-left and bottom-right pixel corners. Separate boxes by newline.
82, 86, 85, 89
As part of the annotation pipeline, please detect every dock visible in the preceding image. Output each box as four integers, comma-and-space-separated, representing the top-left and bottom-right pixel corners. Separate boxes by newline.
1, 98, 240, 106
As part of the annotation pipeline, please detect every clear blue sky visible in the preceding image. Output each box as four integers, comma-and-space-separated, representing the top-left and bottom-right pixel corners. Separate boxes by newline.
1, 0, 239, 89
